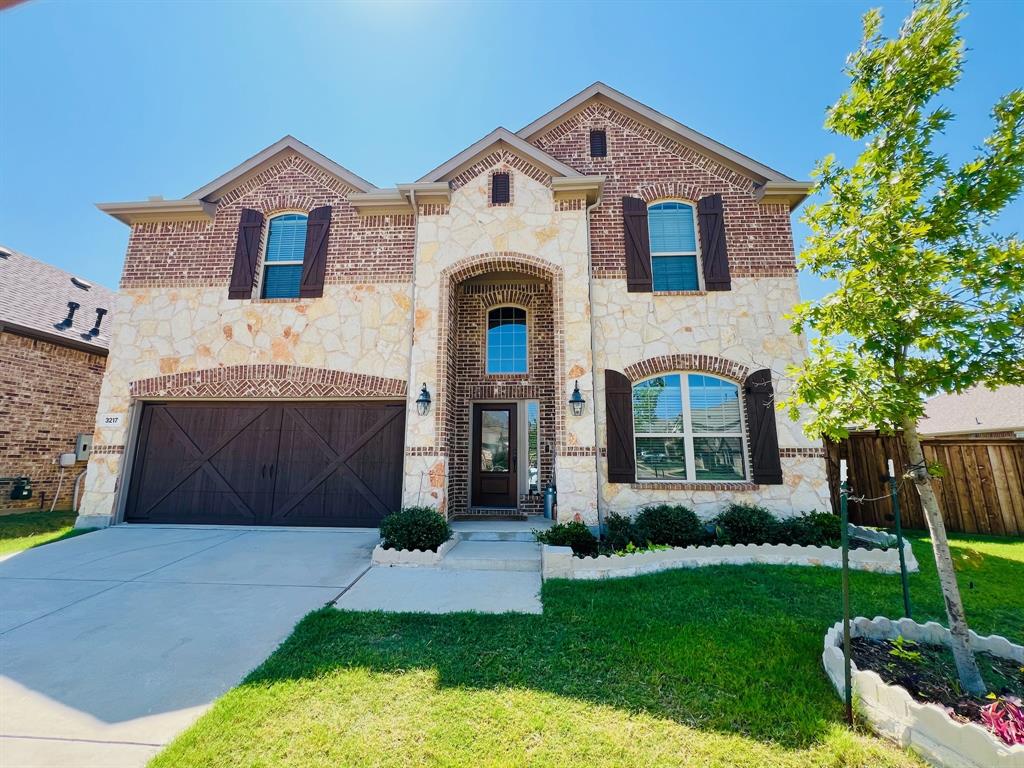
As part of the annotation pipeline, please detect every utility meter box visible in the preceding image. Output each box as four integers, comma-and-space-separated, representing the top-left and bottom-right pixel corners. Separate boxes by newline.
59, 453, 77, 468
10, 478, 32, 500
75, 433, 92, 461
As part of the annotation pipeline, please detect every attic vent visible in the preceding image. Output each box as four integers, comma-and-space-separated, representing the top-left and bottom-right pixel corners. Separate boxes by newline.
491, 173, 510, 205
71, 276, 92, 290
0, 247, 11, 259
589, 129, 607, 157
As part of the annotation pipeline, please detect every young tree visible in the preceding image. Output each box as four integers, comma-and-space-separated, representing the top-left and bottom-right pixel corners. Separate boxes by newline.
786, 0, 1024, 695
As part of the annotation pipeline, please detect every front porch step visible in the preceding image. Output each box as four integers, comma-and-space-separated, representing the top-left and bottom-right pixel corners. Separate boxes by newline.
441, 540, 542, 572
451, 515, 552, 543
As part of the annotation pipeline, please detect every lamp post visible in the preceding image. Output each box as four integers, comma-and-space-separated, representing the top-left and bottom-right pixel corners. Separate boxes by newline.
568, 381, 586, 417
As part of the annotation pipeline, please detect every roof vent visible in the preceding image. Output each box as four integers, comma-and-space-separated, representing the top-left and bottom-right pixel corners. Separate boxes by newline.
0, 247, 11, 259
81, 307, 108, 340
71, 276, 92, 290
148, 195, 164, 201
55, 301, 80, 331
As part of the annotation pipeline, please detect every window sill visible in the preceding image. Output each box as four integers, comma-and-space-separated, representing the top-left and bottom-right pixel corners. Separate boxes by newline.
630, 481, 758, 492
249, 297, 309, 304
651, 290, 707, 297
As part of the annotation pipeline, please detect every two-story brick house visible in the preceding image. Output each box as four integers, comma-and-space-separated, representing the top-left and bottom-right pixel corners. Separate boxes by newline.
76, 82, 830, 530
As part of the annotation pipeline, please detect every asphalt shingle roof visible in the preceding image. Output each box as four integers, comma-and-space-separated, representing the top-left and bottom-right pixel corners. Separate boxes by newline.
921, 385, 1024, 437
0, 245, 116, 354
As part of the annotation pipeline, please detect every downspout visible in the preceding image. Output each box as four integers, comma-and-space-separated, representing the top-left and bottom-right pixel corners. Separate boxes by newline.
72, 468, 88, 512
402, 187, 421, 509
585, 188, 605, 535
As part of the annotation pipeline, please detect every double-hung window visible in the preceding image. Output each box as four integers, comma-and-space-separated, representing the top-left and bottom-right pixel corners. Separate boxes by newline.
261, 213, 307, 299
632, 373, 746, 482
648, 201, 700, 291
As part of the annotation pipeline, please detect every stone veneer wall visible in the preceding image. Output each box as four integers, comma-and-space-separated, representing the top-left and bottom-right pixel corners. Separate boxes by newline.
402, 154, 598, 521
0, 331, 106, 511
446, 280, 557, 516
530, 99, 831, 520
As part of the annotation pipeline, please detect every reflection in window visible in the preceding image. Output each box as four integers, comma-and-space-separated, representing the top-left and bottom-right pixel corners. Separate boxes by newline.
527, 401, 540, 493
633, 373, 746, 482
648, 202, 699, 291
480, 410, 510, 472
262, 213, 307, 298
487, 307, 527, 374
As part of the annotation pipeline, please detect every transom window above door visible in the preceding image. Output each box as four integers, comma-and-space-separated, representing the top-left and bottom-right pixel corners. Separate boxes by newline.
648, 201, 700, 291
632, 373, 746, 482
262, 213, 308, 298
486, 306, 527, 374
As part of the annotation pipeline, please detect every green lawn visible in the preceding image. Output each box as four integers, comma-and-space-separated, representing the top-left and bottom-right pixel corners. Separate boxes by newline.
0, 509, 94, 556
152, 531, 1024, 768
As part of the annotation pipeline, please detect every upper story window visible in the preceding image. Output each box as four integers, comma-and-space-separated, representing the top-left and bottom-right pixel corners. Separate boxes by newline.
486, 306, 527, 374
632, 373, 745, 482
491, 172, 511, 205
589, 129, 607, 157
261, 213, 307, 298
648, 201, 699, 291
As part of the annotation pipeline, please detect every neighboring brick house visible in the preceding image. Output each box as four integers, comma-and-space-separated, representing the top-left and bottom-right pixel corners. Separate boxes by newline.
0, 246, 114, 512
77, 82, 830, 530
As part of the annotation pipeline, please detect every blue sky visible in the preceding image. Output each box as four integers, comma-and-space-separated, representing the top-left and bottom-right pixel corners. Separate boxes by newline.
1, 0, 1021, 301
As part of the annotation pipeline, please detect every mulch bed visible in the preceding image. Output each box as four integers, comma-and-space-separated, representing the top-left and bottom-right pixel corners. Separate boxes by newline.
851, 635, 1024, 724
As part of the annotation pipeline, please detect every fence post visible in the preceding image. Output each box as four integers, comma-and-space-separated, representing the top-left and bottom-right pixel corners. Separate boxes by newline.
888, 458, 913, 619
840, 459, 853, 725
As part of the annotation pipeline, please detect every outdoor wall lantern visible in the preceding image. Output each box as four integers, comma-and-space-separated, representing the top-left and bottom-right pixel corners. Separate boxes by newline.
568, 381, 586, 417
415, 383, 432, 416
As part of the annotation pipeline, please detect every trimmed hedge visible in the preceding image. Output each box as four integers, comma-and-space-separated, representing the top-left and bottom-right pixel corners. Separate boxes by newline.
635, 504, 706, 547
535, 520, 599, 557
379, 507, 452, 552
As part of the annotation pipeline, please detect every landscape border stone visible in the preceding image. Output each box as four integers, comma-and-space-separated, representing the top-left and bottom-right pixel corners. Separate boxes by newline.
371, 535, 459, 566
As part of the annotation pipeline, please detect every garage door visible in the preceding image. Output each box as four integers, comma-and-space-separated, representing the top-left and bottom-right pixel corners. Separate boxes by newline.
124, 401, 405, 527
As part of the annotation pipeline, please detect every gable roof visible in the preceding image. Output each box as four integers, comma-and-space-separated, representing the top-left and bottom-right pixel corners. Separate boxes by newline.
920, 386, 1024, 437
418, 127, 583, 183
517, 81, 797, 185
188, 135, 377, 201
0, 245, 116, 354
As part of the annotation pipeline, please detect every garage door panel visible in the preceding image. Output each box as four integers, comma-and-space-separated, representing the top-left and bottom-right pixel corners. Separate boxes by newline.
125, 401, 405, 527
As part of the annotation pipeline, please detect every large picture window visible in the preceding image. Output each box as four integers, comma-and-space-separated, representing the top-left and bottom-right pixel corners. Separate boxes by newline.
486, 306, 527, 374
632, 373, 746, 482
648, 201, 700, 291
261, 213, 307, 298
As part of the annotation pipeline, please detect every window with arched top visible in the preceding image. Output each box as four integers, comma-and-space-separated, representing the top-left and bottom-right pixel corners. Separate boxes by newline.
486, 306, 527, 374
261, 213, 308, 298
632, 373, 746, 481
647, 201, 700, 291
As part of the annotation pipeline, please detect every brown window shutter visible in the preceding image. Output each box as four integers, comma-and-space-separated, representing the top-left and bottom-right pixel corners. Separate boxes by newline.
491, 173, 510, 204
299, 205, 332, 299
697, 193, 731, 291
228, 209, 265, 299
622, 196, 652, 292
605, 369, 636, 483
744, 368, 783, 484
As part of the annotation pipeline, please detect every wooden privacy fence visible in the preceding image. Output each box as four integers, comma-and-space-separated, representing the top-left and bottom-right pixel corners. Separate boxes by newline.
824, 432, 1024, 536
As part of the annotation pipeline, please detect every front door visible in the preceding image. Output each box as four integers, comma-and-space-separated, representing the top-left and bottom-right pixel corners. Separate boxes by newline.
471, 403, 518, 508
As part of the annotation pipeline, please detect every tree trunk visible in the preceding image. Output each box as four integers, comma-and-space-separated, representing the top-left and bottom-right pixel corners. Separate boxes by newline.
900, 417, 986, 695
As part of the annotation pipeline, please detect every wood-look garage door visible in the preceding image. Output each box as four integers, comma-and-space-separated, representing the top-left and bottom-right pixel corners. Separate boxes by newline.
124, 401, 405, 527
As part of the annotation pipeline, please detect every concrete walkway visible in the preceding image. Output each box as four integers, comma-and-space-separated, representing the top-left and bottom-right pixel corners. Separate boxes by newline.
0, 525, 378, 768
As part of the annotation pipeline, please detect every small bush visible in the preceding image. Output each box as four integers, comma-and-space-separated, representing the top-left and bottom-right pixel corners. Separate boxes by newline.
714, 503, 778, 545
604, 511, 643, 551
635, 504, 705, 547
535, 520, 599, 557
782, 510, 842, 547
379, 506, 452, 552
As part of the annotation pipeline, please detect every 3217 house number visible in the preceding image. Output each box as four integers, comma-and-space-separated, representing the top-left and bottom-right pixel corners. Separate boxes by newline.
99, 413, 123, 427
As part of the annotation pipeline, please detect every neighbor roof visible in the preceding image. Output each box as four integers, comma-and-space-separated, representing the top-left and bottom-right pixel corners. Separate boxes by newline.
920, 386, 1024, 437
0, 245, 116, 354
517, 81, 798, 186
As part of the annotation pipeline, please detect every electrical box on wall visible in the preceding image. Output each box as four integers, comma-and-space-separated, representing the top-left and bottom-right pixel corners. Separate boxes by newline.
75, 434, 92, 461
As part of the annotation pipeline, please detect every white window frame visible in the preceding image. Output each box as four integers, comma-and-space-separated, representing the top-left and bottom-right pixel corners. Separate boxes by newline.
633, 372, 748, 483
257, 210, 308, 299
648, 200, 703, 292
485, 304, 529, 375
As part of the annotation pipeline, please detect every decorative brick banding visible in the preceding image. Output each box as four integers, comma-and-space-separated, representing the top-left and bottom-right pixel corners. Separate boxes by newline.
130, 365, 407, 400
91, 444, 125, 455
623, 354, 751, 383
780, 447, 826, 458
448, 150, 551, 191
631, 481, 758, 492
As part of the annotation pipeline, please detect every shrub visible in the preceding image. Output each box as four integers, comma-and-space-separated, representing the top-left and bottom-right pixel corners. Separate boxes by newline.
714, 503, 778, 545
379, 506, 452, 552
604, 511, 643, 551
535, 520, 599, 557
635, 504, 705, 547
774, 510, 843, 546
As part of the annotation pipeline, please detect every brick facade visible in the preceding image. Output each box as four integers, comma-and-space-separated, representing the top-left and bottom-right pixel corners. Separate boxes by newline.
120, 152, 415, 290
530, 101, 798, 280
0, 331, 106, 511
130, 365, 406, 400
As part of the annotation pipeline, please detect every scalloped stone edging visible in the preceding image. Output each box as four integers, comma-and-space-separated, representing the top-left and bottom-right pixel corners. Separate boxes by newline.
822, 616, 1024, 768
541, 527, 917, 580
371, 535, 459, 566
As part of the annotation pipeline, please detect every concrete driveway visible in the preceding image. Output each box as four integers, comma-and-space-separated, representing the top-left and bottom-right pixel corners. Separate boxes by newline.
0, 525, 378, 767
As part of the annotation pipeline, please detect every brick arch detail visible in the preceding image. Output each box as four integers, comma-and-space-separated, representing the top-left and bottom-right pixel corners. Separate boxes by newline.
623, 354, 751, 384
637, 182, 705, 205
130, 365, 407, 400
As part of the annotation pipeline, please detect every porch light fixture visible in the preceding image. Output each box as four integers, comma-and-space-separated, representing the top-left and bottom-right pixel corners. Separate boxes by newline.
415, 383, 432, 416
568, 381, 586, 417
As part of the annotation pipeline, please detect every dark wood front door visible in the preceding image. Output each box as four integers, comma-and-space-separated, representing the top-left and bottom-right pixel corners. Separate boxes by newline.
471, 403, 518, 509
125, 401, 405, 527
